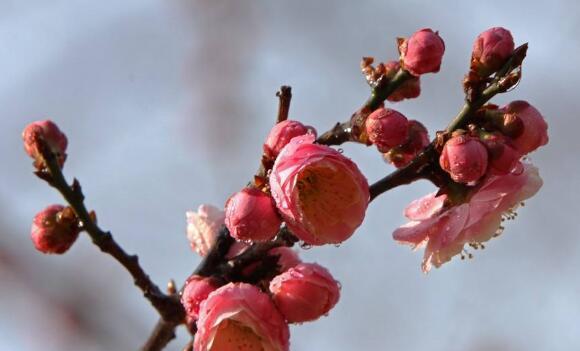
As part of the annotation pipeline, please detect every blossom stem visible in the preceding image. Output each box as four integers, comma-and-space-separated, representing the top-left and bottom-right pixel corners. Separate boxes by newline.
316, 69, 412, 146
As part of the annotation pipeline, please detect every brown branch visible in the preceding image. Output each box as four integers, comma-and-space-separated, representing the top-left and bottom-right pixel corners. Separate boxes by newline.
141, 227, 235, 350
36, 141, 185, 344
276, 86, 292, 123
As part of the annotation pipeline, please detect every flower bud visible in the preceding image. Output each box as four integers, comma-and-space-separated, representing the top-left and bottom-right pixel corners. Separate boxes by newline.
264, 120, 316, 159
195, 283, 290, 351
22, 120, 68, 169
365, 107, 409, 152
225, 188, 281, 242
384, 120, 430, 168
269, 247, 301, 273
31, 205, 79, 254
400, 28, 445, 76
270, 135, 369, 245
269, 263, 340, 323
472, 27, 515, 76
439, 135, 488, 183
501, 101, 548, 154
383, 61, 421, 102
181, 275, 219, 324
482, 133, 521, 175
186, 204, 225, 256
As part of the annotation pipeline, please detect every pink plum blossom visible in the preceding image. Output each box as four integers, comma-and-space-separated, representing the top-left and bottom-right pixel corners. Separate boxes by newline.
186, 204, 226, 256
270, 134, 369, 245
181, 275, 219, 325
225, 188, 282, 242
264, 120, 316, 159
22, 120, 68, 169
31, 205, 79, 254
501, 101, 549, 154
393, 163, 543, 272
269, 263, 340, 323
365, 107, 409, 152
195, 282, 290, 351
439, 135, 489, 184
400, 28, 445, 76
472, 27, 515, 76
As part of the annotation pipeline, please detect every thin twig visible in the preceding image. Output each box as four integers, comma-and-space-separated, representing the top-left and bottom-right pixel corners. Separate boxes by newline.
276, 86, 292, 124
37, 141, 184, 326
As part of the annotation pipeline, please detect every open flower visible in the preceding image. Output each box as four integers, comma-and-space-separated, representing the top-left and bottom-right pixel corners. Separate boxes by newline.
393, 163, 542, 272
195, 283, 290, 351
186, 204, 226, 256
186, 204, 247, 258
270, 135, 369, 245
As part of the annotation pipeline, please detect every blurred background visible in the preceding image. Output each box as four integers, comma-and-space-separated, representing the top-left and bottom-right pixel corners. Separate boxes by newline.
1, 1, 579, 350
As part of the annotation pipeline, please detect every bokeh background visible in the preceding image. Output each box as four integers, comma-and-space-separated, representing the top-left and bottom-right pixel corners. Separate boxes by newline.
1, 1, 579, 350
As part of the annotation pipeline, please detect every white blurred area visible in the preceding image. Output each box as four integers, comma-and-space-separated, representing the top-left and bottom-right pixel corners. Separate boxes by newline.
1, 1, 579, 350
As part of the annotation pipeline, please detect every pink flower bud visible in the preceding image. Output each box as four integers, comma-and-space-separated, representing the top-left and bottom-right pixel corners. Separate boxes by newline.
365, 107, 409, 152
439, 135, 489, 184
383, 61, 421, 102
181, 275, 219, 324
31, 205, 79, 254
400, 28, 445, 76
22, 120, 68, 169
384, 120, 430, 168
195, 283, 290, 351
225, 188, 282, 242
482, 134, 521, 175
270, 135, 369, 245
269, 247, 301, 273
264, 120, 316, 159
186, 204, 225, 256
501, 101, 548, 154
269, 263, 340, 323
472, 27, 515, 76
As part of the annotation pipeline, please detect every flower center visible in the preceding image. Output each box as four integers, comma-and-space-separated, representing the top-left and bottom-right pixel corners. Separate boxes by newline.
296, 165, 360, 234
210, 319, 265, 351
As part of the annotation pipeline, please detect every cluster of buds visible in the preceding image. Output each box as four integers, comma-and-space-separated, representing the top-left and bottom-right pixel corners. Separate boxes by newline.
393, 28, 548, 272
185, 205, 340, 350
360, 28, 445, 166
438, 100, 548, 184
